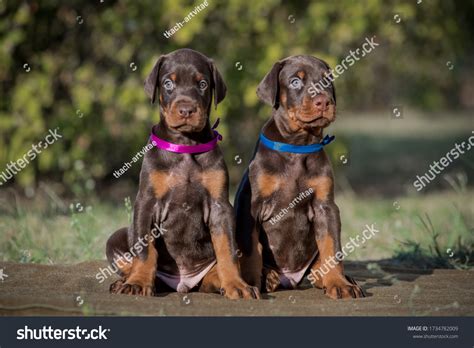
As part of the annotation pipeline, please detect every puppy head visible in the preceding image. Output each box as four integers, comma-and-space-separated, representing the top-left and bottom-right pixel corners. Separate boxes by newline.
257, 55, 336, 130
144, 48, 226, 133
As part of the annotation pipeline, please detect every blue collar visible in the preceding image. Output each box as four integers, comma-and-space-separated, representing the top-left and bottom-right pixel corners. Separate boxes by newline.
259, 133, 335, 154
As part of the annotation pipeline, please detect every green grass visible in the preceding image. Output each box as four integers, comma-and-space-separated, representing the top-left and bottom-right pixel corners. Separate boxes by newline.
0, 186, 472, 268
338, 188, 473, 268
0, 191, 129, 264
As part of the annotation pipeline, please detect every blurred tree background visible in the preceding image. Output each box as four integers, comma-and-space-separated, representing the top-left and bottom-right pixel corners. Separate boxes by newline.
0, 0, 473, 199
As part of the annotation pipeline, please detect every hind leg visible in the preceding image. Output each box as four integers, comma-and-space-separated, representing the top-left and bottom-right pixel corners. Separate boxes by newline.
106, 227, 158, 296
106, 227, 133, 293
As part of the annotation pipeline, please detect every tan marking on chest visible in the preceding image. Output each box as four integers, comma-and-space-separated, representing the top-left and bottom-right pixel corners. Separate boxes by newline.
149, 170, 184, 198
257, 173, 282, 197
200, 170, 226, 199
306, 176, 333, 201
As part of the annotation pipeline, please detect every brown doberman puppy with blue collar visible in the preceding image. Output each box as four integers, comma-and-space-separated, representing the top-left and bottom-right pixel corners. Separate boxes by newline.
235, 55, 365, 299
106, 48, 260, 299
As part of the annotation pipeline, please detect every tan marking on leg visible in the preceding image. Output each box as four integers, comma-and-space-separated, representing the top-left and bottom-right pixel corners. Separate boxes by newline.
316, 234, 343, 274
316, 234, 351, 299
317, 235, 344, 290
211, 233, 259, 299
200, 170, 226, 200
308, 255, 325, 288
126, 241, 158, 287
314, 234, 365, 299
313, 235, 344, 286
115, 256, 133, 276
257, 173, 281, 197
306, 176, 333, 201
211, 233, 240, 282
198, 264, 221, 293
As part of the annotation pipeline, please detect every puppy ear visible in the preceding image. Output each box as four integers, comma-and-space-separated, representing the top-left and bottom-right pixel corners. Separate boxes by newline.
144, 55, 166, 104
209, 60, 227, 109
257, 61, 283, 109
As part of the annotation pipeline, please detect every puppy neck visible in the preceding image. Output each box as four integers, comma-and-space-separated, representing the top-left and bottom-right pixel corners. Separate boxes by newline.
263, 109, 323, 146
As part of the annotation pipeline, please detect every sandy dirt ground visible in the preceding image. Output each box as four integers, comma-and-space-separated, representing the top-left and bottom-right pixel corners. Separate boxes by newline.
0, 261, 472, 316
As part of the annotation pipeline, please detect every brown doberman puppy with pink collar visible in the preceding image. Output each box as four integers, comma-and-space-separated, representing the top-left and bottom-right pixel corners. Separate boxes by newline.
106, 48, 259, 300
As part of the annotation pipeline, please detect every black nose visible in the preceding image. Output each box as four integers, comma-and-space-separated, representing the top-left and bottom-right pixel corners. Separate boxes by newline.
313, 95, 330, 112
178, 104, 197, 118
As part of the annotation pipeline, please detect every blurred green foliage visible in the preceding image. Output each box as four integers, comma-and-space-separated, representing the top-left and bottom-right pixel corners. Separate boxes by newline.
0, 0, 473, 193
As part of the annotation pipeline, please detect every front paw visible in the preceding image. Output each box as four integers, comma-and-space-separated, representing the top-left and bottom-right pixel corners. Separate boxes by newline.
115, 279, 155, 296
263, 269, 280, 293
220, 279, 261, 300
109, 278, 126, 294
323, 275, 365, 299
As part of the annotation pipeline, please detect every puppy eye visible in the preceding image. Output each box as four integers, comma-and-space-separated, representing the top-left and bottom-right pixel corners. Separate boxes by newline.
289, 77, 303, 89
199, 80, 208, 90
163, 79, 174, 91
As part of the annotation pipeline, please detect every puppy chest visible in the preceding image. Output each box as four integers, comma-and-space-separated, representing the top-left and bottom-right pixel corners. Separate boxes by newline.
148, 168, 226, 201
251, 170, 317, 203
251, 168, 333, 205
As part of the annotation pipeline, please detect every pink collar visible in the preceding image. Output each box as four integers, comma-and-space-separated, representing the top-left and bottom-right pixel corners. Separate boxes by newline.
150, 119, 223, 154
